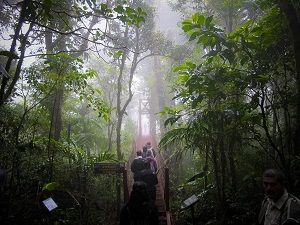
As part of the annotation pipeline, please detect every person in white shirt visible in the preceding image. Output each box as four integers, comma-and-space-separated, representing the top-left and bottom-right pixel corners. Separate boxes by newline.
257, 169, 300, 225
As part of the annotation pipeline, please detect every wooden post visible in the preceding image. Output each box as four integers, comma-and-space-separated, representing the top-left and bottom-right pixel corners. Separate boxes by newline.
191, 205, 195, 225
123, 169, 129, 202
139, 99, 142, 136
165, 167, 170, 211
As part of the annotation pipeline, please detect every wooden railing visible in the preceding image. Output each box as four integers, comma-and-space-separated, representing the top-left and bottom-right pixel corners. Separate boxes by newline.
125, 138, 137, 196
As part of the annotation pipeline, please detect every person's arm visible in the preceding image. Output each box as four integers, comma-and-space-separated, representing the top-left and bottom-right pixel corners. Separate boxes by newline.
152, 148, 156, 157
153, 159, 158, 171
131, 161, 136, 173
153, 173, 158, 185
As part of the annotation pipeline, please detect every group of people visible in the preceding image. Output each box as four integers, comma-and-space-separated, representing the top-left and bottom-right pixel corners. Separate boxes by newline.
130, 142, 158, 202
119, 142, 159, 225
121, 142, 300, 225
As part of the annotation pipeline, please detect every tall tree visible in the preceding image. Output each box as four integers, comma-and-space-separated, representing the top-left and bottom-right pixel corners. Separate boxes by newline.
275, 0, 300, 156
159, 0, 300, 220
104, 0, 172, 159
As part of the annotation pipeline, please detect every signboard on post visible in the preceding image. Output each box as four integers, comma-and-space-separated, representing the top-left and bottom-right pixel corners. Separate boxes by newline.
181, 194, 199, 210
93, 161, 129, 208
181, 194, 199, 225
94, 162, 126, 174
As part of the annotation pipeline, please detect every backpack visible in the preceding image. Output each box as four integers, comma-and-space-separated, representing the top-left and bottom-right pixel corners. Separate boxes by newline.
131, 158, 145, 174
150, 161, 155, 172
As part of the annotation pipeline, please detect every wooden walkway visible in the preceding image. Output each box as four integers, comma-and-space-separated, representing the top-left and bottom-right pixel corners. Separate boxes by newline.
126, 135, 171, 225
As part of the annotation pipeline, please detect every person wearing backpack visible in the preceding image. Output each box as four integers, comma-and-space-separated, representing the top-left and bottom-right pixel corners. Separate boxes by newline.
144, 149, 157, 172
257, 168, 300, 225
131, 150, 145, 182
119, 181, 159, 225
140, 160, 158, 202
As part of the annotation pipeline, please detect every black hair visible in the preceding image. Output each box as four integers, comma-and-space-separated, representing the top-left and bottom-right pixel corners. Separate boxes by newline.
129, 181, 149, 202
126, 181, 153, 222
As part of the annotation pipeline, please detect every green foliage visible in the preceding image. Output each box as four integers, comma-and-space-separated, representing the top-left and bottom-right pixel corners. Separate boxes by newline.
114, 5, 147, 27
43, 182, 60, 191
0, 51, 19, 59
93, 152, 118, 162
161, 3, 300, 223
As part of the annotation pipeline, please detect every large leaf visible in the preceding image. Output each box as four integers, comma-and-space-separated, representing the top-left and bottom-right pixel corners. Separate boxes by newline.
187, 171, 209, 182
43, 182, 60, 191
0, 51, 19, 59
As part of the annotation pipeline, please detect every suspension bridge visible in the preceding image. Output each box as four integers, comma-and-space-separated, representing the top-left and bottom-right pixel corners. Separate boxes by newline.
94, 99, 172, 224
125, 133, 172, 225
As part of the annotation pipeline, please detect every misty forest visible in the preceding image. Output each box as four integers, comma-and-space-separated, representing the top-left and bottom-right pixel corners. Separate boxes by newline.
1, 0, 300, 224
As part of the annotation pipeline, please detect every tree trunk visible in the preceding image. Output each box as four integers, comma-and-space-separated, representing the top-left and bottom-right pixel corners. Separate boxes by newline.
116, 23, 129, 160
0, 0, 33, 106
276, 0, 300, 156
153, 56, 166, 139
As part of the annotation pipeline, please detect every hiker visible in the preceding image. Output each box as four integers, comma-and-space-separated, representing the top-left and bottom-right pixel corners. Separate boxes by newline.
145, 149, 157, 172
119, 181, 159, 225
130, 150, 144, 182
257, 168, 300, 225
140, 160, 158, 202
142, 146, 147, 159
144, 141, 156, 158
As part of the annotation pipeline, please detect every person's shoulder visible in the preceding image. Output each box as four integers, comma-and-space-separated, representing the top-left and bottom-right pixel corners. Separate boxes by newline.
134, 157, 143, 161
287, 193, 300, 218
137, 158, 145, 163
288, 193, 300, 204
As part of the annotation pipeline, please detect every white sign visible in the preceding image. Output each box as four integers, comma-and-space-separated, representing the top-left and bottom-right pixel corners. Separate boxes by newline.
42, 197, 58, 211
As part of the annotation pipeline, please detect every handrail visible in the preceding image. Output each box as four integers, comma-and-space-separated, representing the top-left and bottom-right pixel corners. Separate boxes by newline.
155, 149, 166, 199
151, 134, 170, 212
125, 138, 138, 198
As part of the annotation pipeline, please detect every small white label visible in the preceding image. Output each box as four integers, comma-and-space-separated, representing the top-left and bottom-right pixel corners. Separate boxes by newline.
42, 197, 58, 211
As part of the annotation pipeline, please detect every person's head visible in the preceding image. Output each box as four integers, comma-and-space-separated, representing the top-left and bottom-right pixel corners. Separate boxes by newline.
146, 149, 153, 157
129, 181, 149, 203
263, 168, 287, 202
146, 142, 151, 146
136, 150, 142, 156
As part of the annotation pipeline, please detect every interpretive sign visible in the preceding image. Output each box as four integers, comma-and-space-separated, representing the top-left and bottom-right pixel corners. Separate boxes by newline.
181, 194, 199, 225
42, 197, 58, 211
94, 162, 126, 174
181, 194, 199, 210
